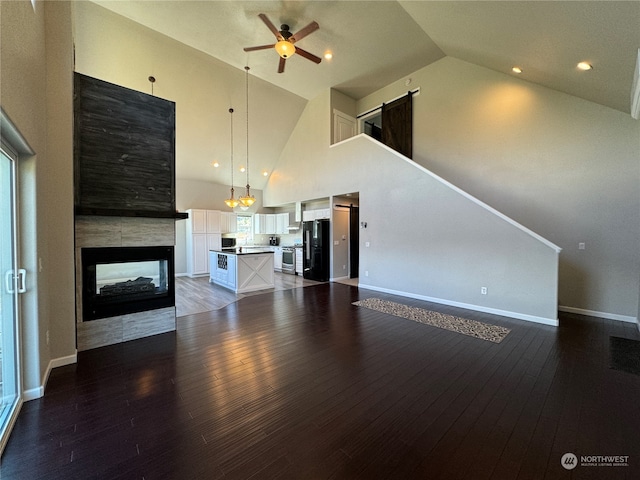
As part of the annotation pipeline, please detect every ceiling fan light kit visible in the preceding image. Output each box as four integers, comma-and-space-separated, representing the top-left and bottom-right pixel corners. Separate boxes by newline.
275, 39, 295, 58
244, 13, 321, 73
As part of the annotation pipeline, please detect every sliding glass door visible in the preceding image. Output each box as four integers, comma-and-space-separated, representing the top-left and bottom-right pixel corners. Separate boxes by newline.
0, 145, 21, 453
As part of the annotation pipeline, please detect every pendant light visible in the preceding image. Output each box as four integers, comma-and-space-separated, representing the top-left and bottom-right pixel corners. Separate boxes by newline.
224, 108, 239, 208
239, 66, 256, 208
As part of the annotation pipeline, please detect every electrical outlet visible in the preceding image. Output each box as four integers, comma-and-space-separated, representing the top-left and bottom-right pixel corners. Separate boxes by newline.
46, 330, 50, 345
343, 265, 346, 270
481, 287, 488, 295
334, 240, 339, 245
365, 270, 369, 277
365, 242, 370, 247
578, 242, 585, 250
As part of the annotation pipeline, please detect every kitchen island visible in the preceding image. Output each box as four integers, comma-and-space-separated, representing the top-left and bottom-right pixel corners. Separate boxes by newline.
209, 249, 275, 293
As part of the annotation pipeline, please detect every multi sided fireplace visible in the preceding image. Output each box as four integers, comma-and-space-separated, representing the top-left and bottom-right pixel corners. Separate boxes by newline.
82, 246, 175, 321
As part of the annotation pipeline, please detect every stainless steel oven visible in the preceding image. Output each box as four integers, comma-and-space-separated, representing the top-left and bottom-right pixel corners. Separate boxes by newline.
282, 247, 295, 274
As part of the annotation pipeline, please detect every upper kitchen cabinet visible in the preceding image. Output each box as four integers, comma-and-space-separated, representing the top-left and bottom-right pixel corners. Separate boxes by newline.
220, 212, 237, 234
206, 210, 221, 234
190, 209, 207, 233
254, 213, 290, 234
254, 213, 279, 235
254, 213, 267, 234
276, 213, 289, 234
302, 209, 331, 221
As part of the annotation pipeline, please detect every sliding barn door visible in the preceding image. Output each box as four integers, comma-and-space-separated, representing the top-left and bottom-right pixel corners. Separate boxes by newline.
381, 93, 413, 159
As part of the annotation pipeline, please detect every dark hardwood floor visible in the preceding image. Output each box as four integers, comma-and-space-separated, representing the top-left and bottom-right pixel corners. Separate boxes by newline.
2, 283, 640, 479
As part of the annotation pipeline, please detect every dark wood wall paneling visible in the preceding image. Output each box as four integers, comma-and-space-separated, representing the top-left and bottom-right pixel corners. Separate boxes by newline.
74, 73, 185, 218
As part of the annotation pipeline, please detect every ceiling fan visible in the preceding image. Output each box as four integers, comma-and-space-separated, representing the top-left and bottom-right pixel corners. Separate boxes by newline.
244, 13, 322, 73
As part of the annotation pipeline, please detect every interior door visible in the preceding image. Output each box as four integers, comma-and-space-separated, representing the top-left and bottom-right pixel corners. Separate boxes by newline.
0, 145, 22, 454
349, 206, 359, 278
333, 110, 356, 143
381, 92, 413, 158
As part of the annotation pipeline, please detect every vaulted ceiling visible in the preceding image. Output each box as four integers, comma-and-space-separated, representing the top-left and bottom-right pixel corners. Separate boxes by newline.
92, 1, 640, 113
86, 1, 639, 190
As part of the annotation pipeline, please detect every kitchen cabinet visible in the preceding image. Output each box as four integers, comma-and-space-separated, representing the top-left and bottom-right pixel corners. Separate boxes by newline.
254, 213, 267, 234
266, 215, 276, 235
207, 233, 221, 253
295, 248, 303, 275
302, 208, 331, 222
210, 251, 274, 293
186, 209, 222, 276
273, 246, 283, 271
210, 252, 237, 290
276, 213, 289, 234
190, 209, 207, 233
206, 210, 221, 233
190, 234, 208, 275
220, 212, 237, 233
254, 213, 285, 235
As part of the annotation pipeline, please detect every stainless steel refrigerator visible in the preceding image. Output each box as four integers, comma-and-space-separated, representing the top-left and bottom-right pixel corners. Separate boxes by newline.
303, 219, 330, 281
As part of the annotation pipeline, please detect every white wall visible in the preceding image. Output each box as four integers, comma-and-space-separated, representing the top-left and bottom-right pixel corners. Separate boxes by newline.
284, 134, 560, 323
1, 0, 76, 396
268, 57, 640, 322
356, 57, 640, 321
266, 90, 561, 323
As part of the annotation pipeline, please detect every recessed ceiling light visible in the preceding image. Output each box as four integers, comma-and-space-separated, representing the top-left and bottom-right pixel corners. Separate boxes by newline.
577, 62, 593, 71
211, 161, 219, 168
262, 171, 268, 177
512, 67, 522, 74
324, 52, 333, 60
240, 166, 246, 172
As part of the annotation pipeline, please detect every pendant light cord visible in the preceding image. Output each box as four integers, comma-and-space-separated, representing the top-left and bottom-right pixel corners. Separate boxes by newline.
229, 107, 234, 189
245, 66, 250, 189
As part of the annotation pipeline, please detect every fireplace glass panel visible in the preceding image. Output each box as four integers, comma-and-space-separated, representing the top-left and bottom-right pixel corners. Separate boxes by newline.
95, 260, 168, 299
82, 246, 175, 321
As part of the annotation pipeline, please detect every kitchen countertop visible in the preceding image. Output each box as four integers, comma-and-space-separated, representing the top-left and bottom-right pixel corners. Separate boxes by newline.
212, 248, 274, 256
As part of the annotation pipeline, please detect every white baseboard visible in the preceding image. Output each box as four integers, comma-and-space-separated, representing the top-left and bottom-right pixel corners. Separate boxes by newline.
23, 386, 44, 401
358, 284, 559, 327
558, 305, 637, 324
175, 272, 189, 277
23, 351, 78, 401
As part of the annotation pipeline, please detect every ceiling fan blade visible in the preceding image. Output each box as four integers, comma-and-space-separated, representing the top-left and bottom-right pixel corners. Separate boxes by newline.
290, 21, 319, 43
278, 57, 286, 74
244, 44, 275, 52
258, 13, 282, 40
295, 47, 322, 64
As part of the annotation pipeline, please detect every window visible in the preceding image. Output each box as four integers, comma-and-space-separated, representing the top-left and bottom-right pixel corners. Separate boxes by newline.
236, 215, 253, 245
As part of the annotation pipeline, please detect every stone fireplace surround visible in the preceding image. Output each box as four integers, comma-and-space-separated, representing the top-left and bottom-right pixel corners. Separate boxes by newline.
75, 215, 176, 351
